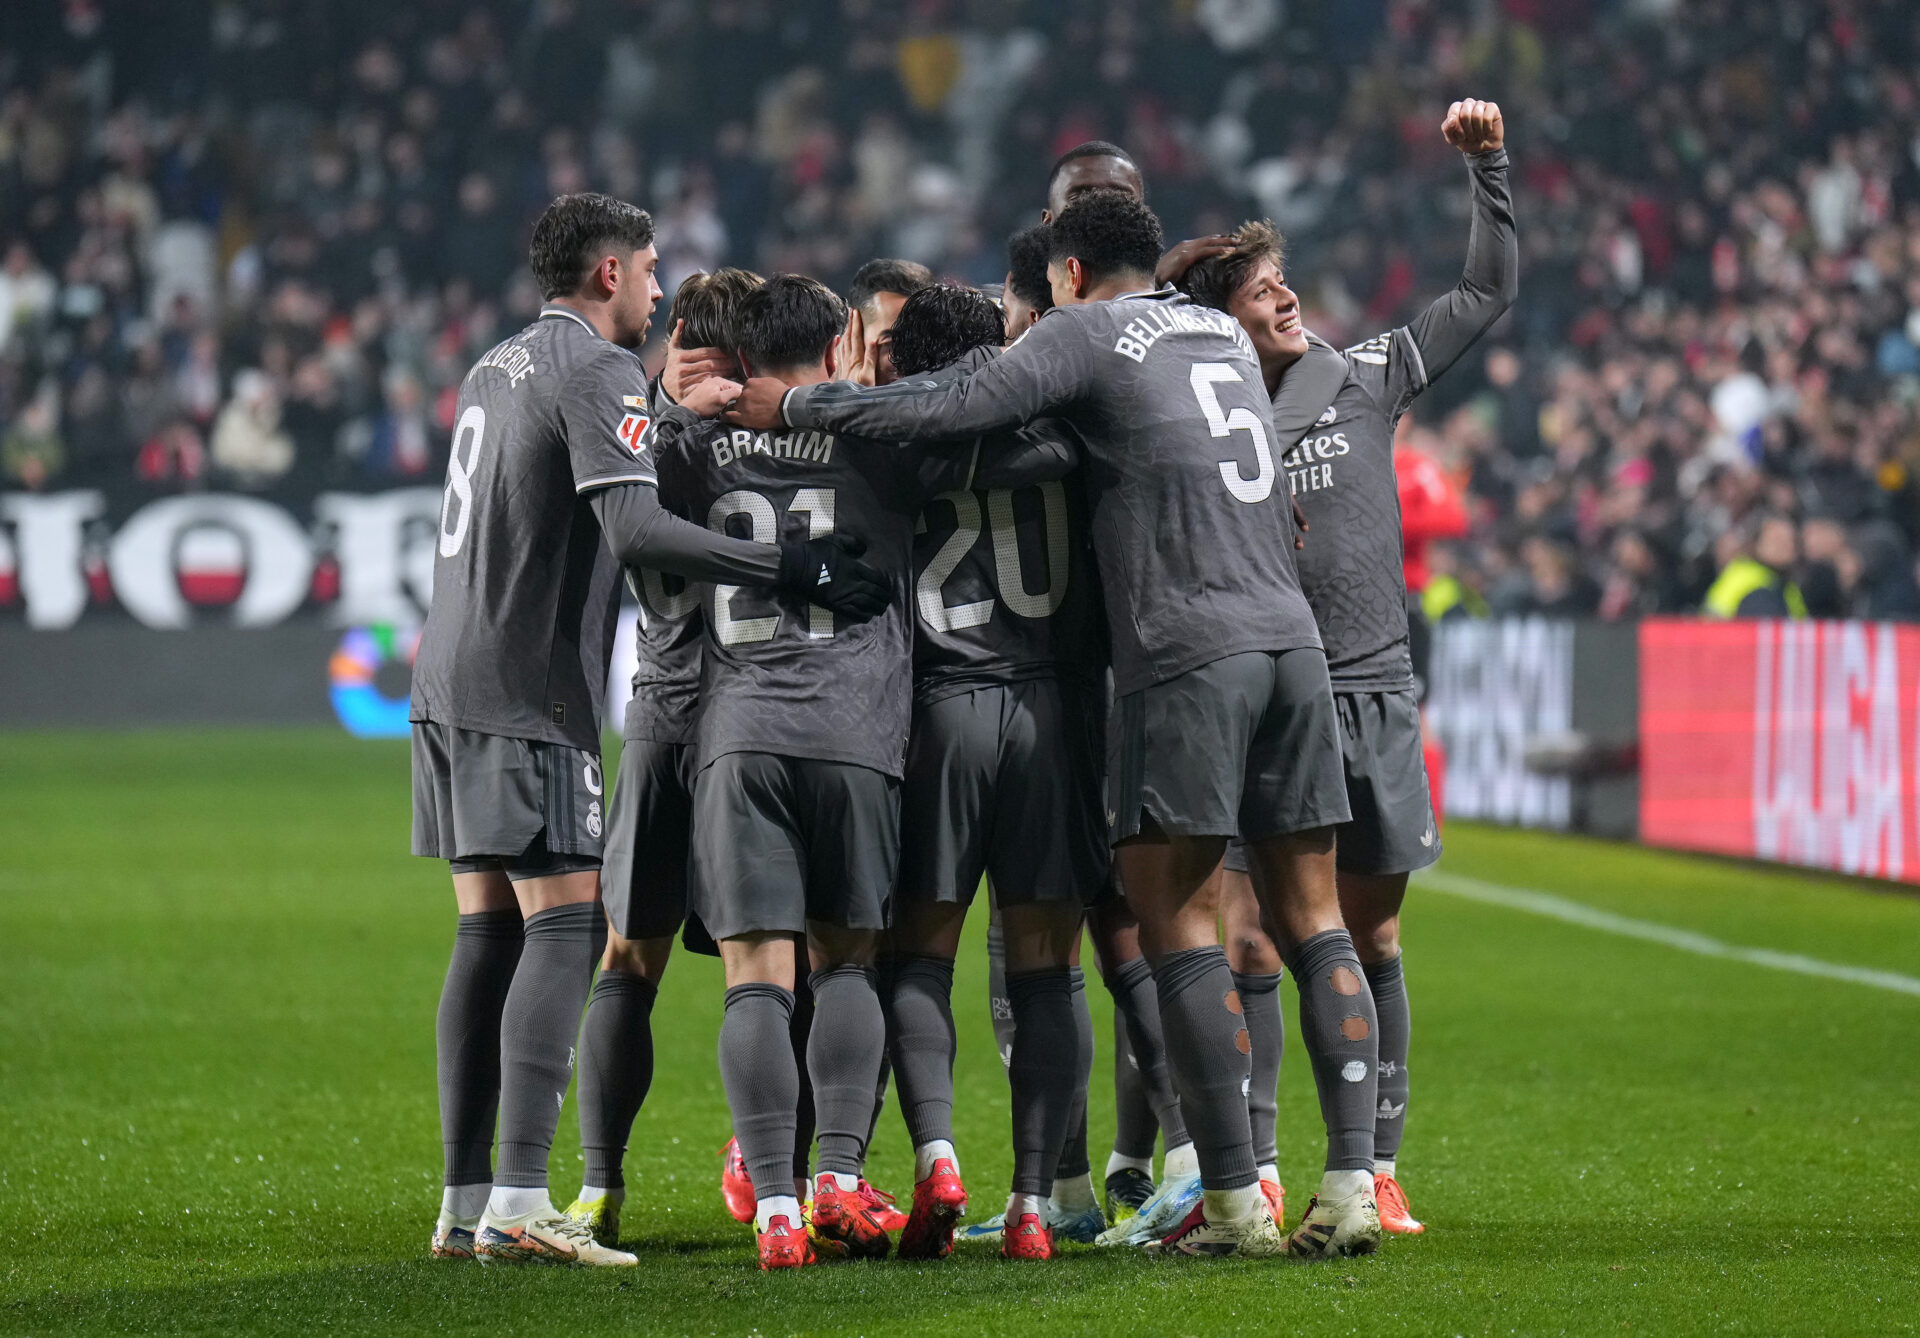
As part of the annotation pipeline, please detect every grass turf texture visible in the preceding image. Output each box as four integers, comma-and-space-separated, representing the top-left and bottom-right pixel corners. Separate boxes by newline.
2, 727, 1917, 1337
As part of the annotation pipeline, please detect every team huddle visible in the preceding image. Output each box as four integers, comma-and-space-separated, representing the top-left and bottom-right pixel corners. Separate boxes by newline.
410, 99, 1515, 1270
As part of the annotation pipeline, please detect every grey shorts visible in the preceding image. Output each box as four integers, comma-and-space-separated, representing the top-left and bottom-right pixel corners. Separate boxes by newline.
1108, 648, 1350, 844
411, 721, 606, 870
1221, 687, 1440, 877
898, 680, 1108, 909
688, 751, 900, 941
601, 737, 699, 941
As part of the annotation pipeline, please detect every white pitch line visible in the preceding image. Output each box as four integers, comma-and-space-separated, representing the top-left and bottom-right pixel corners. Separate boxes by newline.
1413, 868, 1920, 999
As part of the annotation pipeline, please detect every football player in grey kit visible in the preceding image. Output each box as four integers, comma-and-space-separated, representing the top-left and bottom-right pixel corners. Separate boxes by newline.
727, 192, 1383, 1259
652, 275, 1079, 1269
1170, 98, 1517, 1242
411, 196, 887, 1267
563, 267, 766, 1248
874, 282, 1106, 1262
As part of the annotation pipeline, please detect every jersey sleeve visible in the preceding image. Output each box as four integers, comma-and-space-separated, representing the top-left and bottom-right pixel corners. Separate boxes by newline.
785, 311, 1096, 443
559, 346, 660, 493
1266, 338, 1350, 449
1342, 327, 1429, 424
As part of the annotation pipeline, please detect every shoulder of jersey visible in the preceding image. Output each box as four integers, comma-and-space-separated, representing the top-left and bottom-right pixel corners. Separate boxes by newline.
1345, 332, 1393, 365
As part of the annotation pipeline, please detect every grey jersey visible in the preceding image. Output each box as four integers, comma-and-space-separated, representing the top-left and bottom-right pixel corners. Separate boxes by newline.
1269, 148, 1517, 690
785, 289, 1321, 697
910, 348, 1106, 706
412, 305, 659, 750
622, 374, 704, 745
654, 399, 1077, 777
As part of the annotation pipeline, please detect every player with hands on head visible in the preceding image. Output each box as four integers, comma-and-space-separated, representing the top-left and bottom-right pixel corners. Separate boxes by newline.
1168, 95, 1515, 1244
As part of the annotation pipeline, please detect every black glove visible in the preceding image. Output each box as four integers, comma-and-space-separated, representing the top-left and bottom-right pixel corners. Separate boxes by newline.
777, 532, 891, 623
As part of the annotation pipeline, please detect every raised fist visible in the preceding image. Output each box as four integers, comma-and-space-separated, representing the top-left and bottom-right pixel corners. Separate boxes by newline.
1442, 99, 1504, 155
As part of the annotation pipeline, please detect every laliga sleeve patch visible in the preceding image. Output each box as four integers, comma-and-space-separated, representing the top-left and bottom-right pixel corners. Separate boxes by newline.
617, 407, 651, 455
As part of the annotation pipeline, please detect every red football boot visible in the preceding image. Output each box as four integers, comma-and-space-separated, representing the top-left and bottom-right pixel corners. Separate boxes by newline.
897, 1157, 968, 1260
1001, 1211, 1054, 1261
858, 1179, 910, 1233
718, 1137, 755, 1224
1374, 1171, 1425, 1235
1259, 1177, 1286, 1230
756, 1213, 815, 1270
809, 1174, 892, 1259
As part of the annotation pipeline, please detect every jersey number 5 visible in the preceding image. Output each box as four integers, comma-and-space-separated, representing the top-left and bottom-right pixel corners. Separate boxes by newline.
1191, 363, 1276, 504
707, 486, 837, 646
438, 405, 486, 557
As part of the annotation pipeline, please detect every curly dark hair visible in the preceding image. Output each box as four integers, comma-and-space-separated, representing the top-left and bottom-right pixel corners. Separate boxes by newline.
886, 284, 1005, 377
1005, 225, 1054, 315
1047, 190, 1164, 290
527, 193, 656, 300
736, 274, 847, 373
666, 267, 765, 350
1180, 220, 1288, 314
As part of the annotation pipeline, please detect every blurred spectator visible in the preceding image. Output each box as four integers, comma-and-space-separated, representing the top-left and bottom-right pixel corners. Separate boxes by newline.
0, 0, 1912, 626
209, 370, 293, 489
1704, 513, 1807, 620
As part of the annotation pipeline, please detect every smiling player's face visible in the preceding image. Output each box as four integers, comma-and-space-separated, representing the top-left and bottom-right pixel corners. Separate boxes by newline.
1228, 259, 1308, 366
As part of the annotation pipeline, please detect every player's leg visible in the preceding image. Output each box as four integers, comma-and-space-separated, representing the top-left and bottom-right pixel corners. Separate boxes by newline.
692, 751, 817, 1269
1089, 895, 1198, 1223
1106, 655, 1279, 1258
886, 689, 992, 1255
569, 738, 691, 1244
797, 759, 900, 1260
1219, 846, 1287, 1225
432, 864, 521, 1258
1239, 650, 1379, 1260
1336, 686, 1442, 1235
717, 931, 812, 1268
885, 900, 970, 1256
992, 677, 1104, 1256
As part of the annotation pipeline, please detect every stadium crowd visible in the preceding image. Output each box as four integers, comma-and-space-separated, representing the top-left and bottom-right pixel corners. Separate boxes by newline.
2, 0, 1918, 618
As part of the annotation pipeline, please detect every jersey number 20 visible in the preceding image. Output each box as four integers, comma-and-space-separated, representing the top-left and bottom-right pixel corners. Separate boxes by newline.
916, 482, 1069, 633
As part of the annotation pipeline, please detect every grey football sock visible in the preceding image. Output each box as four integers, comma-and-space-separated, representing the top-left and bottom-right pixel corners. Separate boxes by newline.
1234, 970, 1284, 1169
808, 964, 886, 1179
576, 969, 657, 1191
986, 920, 1016, 1071
886, 954, 958, 1148
1283, 929, 1380, 1173
1153, 946, 1257, 1190
1109, 955, 1190, 1148
788, 976, 815, 1185
1055, 968, 1094, 1179
868, 954, 897, 1152
1111, 1012, 1157, 1160
1006, 968, 1080, 1196
495, 901, 599, 1189
720, 981, 800, 1199
1364, 954, 1410, 1163
437, 909, 523, 1186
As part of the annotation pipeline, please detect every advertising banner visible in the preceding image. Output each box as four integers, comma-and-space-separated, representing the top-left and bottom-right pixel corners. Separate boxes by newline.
1640, 618, 1920, 884
1426, 618, 1575, 830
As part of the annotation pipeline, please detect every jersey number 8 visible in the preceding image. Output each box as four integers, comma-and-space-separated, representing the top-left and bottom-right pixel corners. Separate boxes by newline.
438, 405, 487, 558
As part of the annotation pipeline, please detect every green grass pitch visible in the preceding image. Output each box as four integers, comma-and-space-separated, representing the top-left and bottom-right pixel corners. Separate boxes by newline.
3, 727, 1917, 1335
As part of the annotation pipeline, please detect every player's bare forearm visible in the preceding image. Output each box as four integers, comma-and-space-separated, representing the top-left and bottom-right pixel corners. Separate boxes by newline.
1407, 101, 1518, 383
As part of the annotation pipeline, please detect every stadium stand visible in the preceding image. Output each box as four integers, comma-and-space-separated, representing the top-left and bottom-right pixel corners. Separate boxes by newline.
0, 0, 1917, 618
